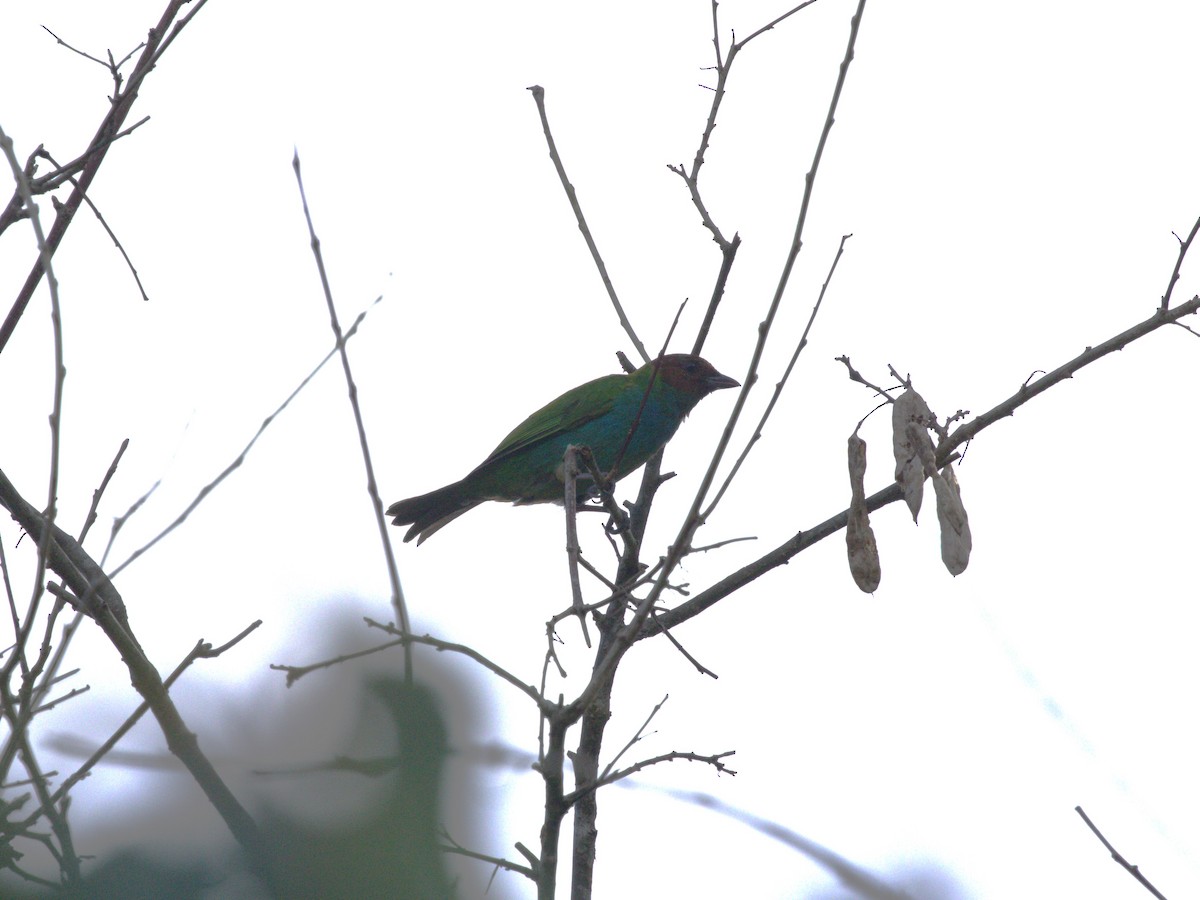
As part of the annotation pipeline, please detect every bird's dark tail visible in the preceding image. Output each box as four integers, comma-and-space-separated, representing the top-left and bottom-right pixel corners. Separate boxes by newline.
386, 481, 482, 544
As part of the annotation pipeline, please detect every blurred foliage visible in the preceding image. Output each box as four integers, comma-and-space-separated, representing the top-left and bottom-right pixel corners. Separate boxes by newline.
4, 677, 457, 900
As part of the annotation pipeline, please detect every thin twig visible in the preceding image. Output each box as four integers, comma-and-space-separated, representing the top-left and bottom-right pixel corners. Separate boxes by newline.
526, 85, 649, 364
40, 26, 110, 68
270, 637, 406, 686
569, 749, 737, 803
439, 830, 535, 882
679, 1, 822, 354
1160, 215, 1200, 311
681, 1, 821, 233
41, 150, 150, 301
107, 300, 378, 580
691, 233, 740, 357
79, 439, 129, 546
835, 354, 898, 400
708, 233, 852, 514
19, 439, 133, 716
0, 123, 68, 720
29, 118, 151, 196
1075, 805, 1169, 900
0, 536, 20, 664
562, 447, 593, 647
292, 152, 412, 678
652, 612, 719, 678
363, 619, 555, 715
739, 0, 823, 45
599, 694, 668, 781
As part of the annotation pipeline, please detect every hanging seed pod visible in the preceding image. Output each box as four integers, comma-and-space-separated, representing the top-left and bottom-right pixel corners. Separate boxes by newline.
846, 433, 881, 593
892, 388, 936, 522
933, 463, 972, 576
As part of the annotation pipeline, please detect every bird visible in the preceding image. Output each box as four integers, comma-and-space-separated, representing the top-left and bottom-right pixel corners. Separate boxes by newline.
387, 353, 739, 543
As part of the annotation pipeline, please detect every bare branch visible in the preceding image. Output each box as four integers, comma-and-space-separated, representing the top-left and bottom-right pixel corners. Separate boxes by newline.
270, 638, 405, 687
292, 152, 412, 674
40, 26, 112, 69
835, 354, 896, 400
652, 612, 719, 678
440, 829, 535, 882
599, 694, 668, 782
737, 0, 823, 47
41, 150, 151, 302
364, 619, 555, 716
572, 749, 737, 801
0, 125, 70, 721
1075, 805, 1169, 900
644, 290, 1200, 636
0, 0, 205, 354
1160, 215, 1200, 310
526, 84, 649, 364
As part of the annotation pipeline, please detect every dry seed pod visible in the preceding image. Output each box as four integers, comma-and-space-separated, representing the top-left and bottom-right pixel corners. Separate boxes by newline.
846, 434, 881, 592
933, 463, 972, 576
892, 389, 935, 522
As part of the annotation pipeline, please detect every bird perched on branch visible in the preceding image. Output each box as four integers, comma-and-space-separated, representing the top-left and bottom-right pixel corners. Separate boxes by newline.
387, 354, 739, 543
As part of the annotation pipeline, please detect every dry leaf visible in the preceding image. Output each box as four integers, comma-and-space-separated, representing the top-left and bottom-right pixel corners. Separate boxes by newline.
892, 389, 935, 522
933, 463, 972, 576
846, 433, 881, 593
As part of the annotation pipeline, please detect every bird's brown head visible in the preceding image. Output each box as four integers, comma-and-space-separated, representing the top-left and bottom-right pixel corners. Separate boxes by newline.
651, 354, 740, 398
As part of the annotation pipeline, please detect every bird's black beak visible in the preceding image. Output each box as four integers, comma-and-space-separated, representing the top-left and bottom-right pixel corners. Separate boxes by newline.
706, 371, 740, 392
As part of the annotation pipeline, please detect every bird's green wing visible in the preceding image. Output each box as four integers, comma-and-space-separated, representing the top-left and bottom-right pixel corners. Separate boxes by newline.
477, 372, 626, 468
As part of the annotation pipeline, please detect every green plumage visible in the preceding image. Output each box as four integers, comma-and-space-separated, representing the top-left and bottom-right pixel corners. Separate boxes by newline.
387, 354, 738, 543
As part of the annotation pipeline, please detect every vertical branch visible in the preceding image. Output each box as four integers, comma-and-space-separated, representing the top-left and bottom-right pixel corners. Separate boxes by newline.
291, 152, 412, 680
667, 0, 868, 588
569, 452, 666, 897
538, 715, 570, 900
562, 446, 593, 648
0, 122, 67, 658
0, 121, 72, 875
567, 655, 612, 900
691, 232, 741, 357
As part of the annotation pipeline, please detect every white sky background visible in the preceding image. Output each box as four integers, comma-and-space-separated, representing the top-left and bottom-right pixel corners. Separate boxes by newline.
2, 1, 1199, 898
